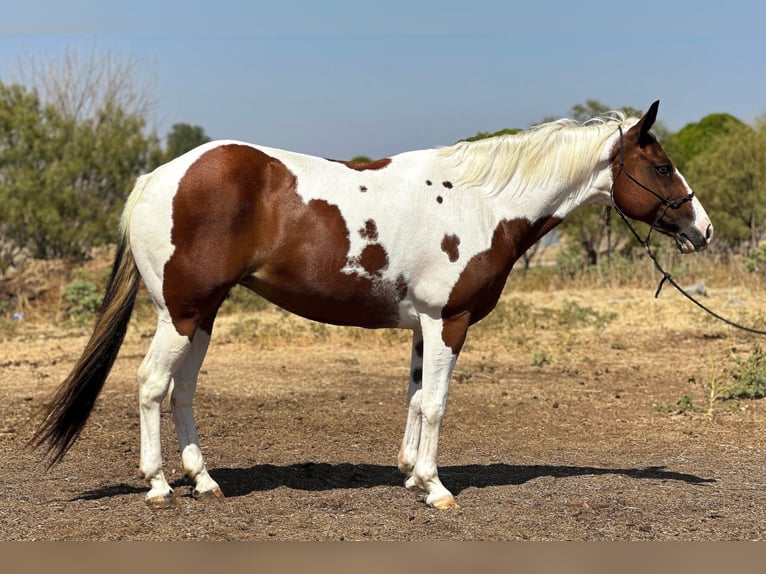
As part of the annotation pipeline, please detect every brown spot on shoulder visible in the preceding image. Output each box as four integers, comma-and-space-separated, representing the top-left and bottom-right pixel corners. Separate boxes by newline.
328, 157, 392, 171
441, 234, 461, 262
360, 243, 388, 276
359, 219, 379, 241
442, 181, 453, 189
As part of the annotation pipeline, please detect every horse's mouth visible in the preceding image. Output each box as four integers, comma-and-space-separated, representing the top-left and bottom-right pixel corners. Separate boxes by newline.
675, 228, 711, 253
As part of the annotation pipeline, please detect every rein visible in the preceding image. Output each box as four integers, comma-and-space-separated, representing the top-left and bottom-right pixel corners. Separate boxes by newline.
609, 126, 766, 336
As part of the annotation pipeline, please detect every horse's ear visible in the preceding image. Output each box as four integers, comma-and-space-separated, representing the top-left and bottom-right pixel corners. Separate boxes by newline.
625, 100, 659, 146
636, 100, 660, 143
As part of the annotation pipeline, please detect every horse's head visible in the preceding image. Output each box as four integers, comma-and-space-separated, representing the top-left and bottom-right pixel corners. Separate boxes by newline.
611, 101, 713, 253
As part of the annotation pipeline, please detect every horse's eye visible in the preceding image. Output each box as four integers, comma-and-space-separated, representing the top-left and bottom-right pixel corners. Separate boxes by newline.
656, 164, 672, 176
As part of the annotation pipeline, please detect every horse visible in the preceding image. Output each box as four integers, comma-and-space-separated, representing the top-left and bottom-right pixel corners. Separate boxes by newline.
33, 100, 713, 509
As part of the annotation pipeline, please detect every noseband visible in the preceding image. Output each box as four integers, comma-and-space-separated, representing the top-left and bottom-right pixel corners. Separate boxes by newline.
610, 125, 695, 234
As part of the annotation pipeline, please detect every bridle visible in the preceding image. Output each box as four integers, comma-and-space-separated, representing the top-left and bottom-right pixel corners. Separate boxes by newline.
607, 124, 766, 335
610, 125, 695, 243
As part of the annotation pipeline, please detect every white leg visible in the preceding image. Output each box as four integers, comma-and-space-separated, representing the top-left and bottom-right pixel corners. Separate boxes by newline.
138, 317, 192, 506
170, 328, 223, 500
407, 314, 467, 509
398, 330, 423, 481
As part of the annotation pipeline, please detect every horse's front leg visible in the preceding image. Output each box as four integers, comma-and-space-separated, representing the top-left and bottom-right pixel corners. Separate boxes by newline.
404, 314, 468, 509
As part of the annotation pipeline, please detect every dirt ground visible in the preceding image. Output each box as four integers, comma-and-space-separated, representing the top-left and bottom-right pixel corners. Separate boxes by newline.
2, 283, 766, 541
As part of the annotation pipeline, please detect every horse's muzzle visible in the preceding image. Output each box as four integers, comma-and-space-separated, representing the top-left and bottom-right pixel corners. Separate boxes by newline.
676, 223, 713, 253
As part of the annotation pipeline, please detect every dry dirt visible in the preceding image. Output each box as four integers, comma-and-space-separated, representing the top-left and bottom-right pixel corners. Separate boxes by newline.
2, 282, 766, 541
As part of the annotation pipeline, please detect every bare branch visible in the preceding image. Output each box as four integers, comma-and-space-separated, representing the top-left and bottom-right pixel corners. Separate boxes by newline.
11, 47, 158, 125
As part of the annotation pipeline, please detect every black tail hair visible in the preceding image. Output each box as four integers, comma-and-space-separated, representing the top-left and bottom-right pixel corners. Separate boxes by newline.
31, 236, 139, 464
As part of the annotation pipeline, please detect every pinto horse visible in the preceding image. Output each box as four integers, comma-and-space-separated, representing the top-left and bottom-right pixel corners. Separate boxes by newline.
34, 100, 713, 509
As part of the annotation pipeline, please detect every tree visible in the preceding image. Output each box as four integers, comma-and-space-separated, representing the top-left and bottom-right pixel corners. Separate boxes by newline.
11, 49, 156, 125
0, 84, 54, 270
0, 52, 161, 269
569, 100, 642, 124
458, 128, 521, 143
685, 121, 766, 251
0, 81, 161, 265
661, 113, 746, 173
164, 123, 211, 161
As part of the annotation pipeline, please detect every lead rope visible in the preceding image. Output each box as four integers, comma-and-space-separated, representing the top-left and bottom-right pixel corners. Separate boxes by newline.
610, 127, 766, 336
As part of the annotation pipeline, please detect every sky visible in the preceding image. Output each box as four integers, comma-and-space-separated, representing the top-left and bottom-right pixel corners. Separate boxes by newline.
2, 1, 766, 159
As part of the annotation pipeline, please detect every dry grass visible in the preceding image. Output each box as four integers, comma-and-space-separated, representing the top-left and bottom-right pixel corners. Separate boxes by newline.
4, 248, 766, 540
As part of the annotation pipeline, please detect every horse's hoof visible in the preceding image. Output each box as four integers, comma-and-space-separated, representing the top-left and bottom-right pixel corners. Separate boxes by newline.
145, 492, 176, 509
404, 476, 420, 491
429, 495, 460, 510
193, 487, 225, 502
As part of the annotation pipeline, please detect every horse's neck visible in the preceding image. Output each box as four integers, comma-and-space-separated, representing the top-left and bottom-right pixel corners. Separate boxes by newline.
489, 144, 615, 223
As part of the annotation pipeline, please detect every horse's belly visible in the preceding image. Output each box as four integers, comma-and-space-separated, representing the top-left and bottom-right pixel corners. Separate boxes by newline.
240, 271, 412, 329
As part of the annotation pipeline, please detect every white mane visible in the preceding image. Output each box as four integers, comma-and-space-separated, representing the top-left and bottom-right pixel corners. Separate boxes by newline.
438, 113, 640, 198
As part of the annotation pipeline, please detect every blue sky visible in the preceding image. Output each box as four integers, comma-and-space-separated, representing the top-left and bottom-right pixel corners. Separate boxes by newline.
2, 1, 765, 159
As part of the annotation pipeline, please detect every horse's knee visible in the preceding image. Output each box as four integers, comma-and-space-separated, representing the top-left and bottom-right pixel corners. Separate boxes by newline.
420, 401, 445, 426
138, 371, 171, 408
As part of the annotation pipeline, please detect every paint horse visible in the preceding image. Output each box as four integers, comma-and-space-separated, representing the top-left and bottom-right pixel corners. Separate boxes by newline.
34, 101, 713, 509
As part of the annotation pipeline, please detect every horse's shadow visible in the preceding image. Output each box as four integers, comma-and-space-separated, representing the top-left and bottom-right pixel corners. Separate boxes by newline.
72, 462, 715, 501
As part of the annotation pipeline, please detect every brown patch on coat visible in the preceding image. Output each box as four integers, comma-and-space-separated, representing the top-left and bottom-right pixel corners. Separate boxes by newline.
359, 244, 388, 276
328, 157, 392, 171
165, 144, 403, 335
440, 216, 562, 352
359, 219, 379, 241
440, 234, 461, 262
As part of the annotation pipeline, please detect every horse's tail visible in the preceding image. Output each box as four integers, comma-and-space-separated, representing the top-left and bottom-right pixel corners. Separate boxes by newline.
32, 173, 152, 464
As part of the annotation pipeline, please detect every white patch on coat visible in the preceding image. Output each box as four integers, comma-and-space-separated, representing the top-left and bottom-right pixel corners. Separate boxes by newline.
249, 127, 625, 325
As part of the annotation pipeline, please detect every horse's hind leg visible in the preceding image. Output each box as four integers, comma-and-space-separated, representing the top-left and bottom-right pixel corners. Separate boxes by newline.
170, 321, 223, 501
398, 329, 424, 481
137, 315, 193, 507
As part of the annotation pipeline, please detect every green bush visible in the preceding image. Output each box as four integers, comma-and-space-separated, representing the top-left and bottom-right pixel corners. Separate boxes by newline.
744, 244, 766, 276
555, 299, 616, 330
720, 346, 766, 400
531, 350, 550, 367
61, 280, 102, 326
555, 241, 587, 279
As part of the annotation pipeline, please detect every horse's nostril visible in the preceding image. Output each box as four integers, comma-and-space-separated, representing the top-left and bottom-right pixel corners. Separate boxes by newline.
706, 224, 714, 241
